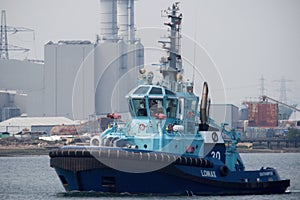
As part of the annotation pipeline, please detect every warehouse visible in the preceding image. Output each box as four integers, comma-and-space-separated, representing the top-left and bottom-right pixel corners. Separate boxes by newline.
0, 117, 76, 135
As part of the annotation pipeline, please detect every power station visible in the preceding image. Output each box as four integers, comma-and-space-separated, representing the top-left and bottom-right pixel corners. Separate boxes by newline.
0, 0, 144, 121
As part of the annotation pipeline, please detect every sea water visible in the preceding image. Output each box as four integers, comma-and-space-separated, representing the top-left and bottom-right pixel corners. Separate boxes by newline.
0, 153, 299, 200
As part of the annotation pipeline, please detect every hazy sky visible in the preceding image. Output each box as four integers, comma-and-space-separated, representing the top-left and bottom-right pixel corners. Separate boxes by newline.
1, 0, 300, 107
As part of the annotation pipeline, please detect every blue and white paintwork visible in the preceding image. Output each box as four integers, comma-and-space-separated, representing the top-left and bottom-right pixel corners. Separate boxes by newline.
50, 2, 290, 195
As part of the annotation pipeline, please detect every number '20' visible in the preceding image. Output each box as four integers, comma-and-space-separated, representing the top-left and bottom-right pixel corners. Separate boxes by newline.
211, 151, 221, 160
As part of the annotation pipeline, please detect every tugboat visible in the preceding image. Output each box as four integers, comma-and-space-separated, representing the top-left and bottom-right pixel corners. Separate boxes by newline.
50, 3, 290, 195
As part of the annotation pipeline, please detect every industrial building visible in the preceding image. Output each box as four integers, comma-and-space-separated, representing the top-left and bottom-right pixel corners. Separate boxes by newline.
246, 102, 278, 127
0, 116, 76, 135
0, 0, 144, 121
94, 0, 144, 115
0, 90, 22, 121
44, 40, 95, 119
210, 104, 239, 129
0, 60, 43, 118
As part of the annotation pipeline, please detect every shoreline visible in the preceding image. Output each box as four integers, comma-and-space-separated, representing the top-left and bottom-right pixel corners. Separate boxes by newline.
237, 148, 300, 153
0, 146, 60, 157
0, 146, 299, 157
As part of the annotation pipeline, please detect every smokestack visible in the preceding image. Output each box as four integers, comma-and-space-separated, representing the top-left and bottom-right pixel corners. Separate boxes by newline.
99, 0, 118, 41
117, 0, 129, 42
129, 0, 135, 43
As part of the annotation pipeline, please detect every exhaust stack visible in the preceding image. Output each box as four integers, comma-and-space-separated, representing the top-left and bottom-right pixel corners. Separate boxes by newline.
199, 82, 209, 131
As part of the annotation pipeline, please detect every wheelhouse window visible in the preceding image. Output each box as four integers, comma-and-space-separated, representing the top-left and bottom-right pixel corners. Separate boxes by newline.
165, 89, 175, 95
133, 86, 150, 95
128, 100, 134, 116
166, 99, 178, 118
132, 99, 148, 117
185, 99, 198, 118
149, 98, 164, 117
191, 100, 198, 112
149, 87, 163, 95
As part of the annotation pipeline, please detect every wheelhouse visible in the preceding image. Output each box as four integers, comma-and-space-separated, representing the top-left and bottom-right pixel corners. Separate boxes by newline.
127, 85, 178, 119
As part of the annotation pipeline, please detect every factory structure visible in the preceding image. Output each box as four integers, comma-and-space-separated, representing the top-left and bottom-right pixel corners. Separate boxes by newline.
0, 0, 144, 121
0, 1, 299, 142
238, 95, 300, 138
209, 78, 300, 139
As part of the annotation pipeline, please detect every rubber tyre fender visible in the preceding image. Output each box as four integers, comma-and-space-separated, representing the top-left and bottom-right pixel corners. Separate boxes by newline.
90, 136, 101, 146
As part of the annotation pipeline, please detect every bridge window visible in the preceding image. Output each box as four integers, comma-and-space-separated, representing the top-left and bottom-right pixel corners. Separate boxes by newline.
128, 100, 134, 116
165, 89, 175, 96
185, 99, 197, 118
149, 87, 163, 95
149, 98, 164, 117
166, 99, 178, 118
132, 99, 148, 117
133, 86, 150, 95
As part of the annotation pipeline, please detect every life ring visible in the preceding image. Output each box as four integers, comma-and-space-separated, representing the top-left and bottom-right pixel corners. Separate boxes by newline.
139, 124, 146, 131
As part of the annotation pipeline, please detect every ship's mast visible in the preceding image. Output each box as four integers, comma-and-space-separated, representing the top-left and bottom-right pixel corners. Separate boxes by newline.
159, 2, 182, 91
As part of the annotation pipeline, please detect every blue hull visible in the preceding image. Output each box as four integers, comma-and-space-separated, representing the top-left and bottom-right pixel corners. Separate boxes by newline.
50, 147, 289, 195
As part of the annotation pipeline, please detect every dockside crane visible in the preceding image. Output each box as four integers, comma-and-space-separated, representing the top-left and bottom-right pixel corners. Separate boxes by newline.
261, 95, 300, 112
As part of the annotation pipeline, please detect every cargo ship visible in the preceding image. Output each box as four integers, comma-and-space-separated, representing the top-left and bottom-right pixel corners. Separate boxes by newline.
49, 3, 290, 195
